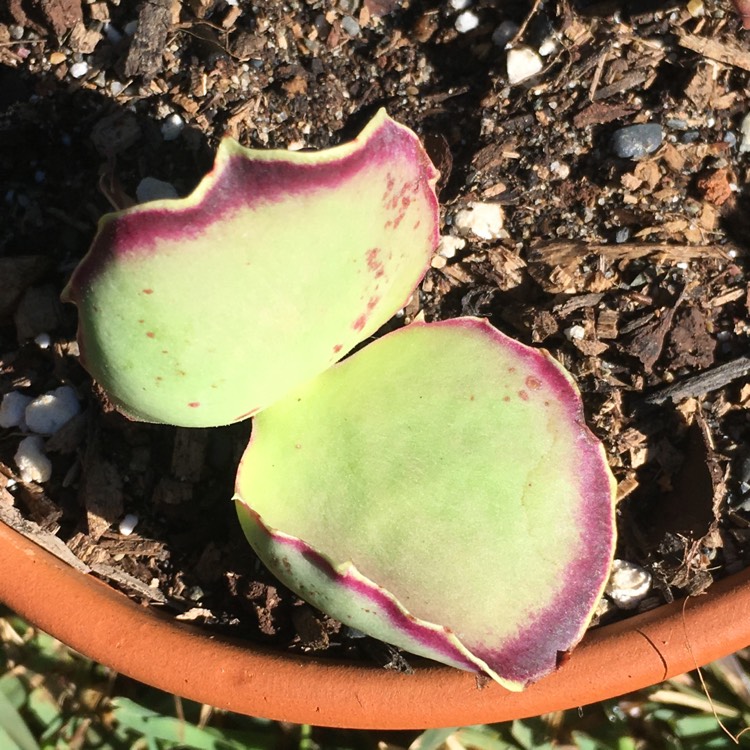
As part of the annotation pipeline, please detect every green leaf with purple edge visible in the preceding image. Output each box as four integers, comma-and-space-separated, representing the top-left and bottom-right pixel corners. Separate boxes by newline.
234, 318, 617, 689
61, 110, 439, 427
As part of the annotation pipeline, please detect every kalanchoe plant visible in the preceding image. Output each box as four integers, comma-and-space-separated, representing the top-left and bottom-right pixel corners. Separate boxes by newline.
62, 110, 439, 427
63, 110, 617, 689
235, 319, 616, 689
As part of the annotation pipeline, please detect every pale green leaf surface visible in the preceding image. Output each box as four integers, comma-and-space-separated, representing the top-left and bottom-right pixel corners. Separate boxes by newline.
63, 110, 438, 426
235, 318, 616, 688
0, 690, 39, 750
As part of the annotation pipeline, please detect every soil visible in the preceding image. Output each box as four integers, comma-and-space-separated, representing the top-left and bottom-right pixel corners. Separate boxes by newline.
1, 0, 749, 673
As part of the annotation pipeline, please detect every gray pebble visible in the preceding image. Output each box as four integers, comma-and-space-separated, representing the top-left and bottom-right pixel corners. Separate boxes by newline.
666, 117, 688, 130
739, 455, 750, 485
615, 227, 630, 243
136, 177, 178, 203
341, 15, 361, 36
611, 124, 663, 159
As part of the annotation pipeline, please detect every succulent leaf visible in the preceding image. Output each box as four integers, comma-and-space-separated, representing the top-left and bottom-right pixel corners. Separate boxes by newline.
234, 318, 617, 688
62, 110, 439, 427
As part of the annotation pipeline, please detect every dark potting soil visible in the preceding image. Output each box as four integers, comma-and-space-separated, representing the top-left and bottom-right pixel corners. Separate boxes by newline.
1, 0, 750, 671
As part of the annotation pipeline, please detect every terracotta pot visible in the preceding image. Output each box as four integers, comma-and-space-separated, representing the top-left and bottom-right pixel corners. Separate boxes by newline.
3, 518, 750, 730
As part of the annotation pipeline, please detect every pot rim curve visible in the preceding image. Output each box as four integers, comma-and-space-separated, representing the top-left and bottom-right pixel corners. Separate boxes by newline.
2, 519, 749, 730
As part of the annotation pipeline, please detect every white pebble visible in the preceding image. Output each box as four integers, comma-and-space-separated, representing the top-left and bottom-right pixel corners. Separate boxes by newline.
136, 177, 179, 203
605, 559, 652, 610
437, 235, 466, 259
455, 10, 479, 33
506, 45, 544, 85
564, 324, 586, 341
739, 112, 750, 154
69, 61, 89, 79
161, 114, 184, 141
449, 0, 472, 9
15, 436, 52, 484
0, 391, 32, 429
119, 513, 139, 536
25, 386, 80, 435
34, 332, 51, 349
453, 202, 504, 240
538, 38, 558, 57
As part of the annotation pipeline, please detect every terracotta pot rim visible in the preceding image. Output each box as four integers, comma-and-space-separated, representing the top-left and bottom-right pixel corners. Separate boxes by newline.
3, 519, 750, 730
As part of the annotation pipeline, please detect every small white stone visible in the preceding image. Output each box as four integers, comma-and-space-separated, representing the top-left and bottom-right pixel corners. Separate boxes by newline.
453, 202, 504, 240
538, 38, 558, 57
34, 332, 51, 349
160, 113, 184, 141
437, 235, 466, 259
492, 20, 518, 47
449, 0, 472, 9
605, 559, 652, 610
455, 10, 479, 33
25, 386, 80, 435
506, 45, 544, 85
15, 436, 52, 484
69, 61, 89, 79
0, 391, 33, 429
550, 161, 570, 179
564, 324, 586, 341
739, 112, 750, 154
136, 177, 179, 203
119, 513, 139, 536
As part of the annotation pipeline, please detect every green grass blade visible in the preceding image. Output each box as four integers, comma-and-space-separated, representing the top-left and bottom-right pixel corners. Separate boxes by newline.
0, 690, 40, 750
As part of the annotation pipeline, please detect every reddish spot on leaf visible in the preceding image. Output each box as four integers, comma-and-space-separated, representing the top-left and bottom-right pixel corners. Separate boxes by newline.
365, 247, 385, 278
502, 395, 511, 402
146, 331, 155, 338
332, 344, 343, 354
188, 401, 201, 408
526, 376, 542, 390
518, 390, 529, 401
367, 295, 380, 311
352, 315, 367, 331
508, 367, 516, 373
142, 288, 154, 294
413, 219, 421, 230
